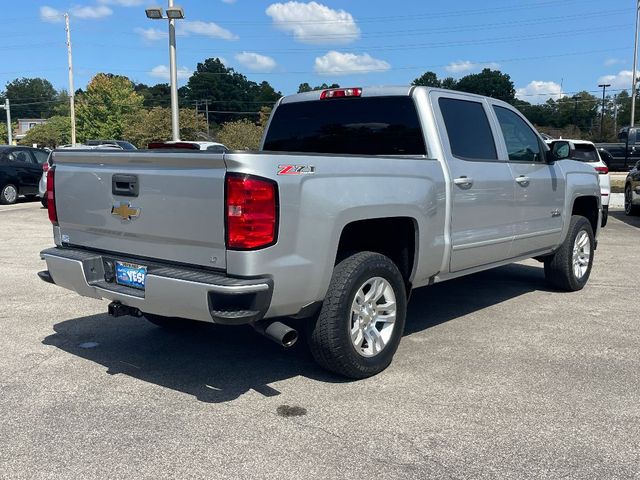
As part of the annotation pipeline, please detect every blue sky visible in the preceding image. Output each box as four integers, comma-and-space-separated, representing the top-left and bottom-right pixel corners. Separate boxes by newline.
4, 0, 637, 103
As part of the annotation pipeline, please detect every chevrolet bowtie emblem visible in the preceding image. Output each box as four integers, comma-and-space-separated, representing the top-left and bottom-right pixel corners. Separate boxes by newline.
111, 202, 141, 221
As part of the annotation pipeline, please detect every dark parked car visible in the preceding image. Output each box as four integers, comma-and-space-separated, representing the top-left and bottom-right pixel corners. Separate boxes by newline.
0, 146, 49, 204
625, 160, 640, 216
85, 140, 137, 150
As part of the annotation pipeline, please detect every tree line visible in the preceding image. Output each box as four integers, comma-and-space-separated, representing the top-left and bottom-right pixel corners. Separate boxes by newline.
0, 59, 635, 148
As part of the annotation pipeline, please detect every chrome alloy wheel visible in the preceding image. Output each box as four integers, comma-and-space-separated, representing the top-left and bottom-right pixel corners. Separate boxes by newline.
2, 185, 17, 204
572, 230, 591, 280
350, 276, 397, 357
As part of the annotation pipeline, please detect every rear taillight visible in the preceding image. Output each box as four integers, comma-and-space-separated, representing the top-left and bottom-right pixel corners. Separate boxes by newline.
225, 174, 278, 250
320, 87, 362, 99
595, 166, 608, 175
42, 162, 49, 173
46, 167, 57, 225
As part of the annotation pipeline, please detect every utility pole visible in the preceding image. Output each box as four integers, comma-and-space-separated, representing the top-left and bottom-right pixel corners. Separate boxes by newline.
614, 94, 619, 134
572, 94, 580, 134
65, 13, 76, 146
203, 99, 210, 138
598, 83, 611, 139
631, 0, 640, 127
1, 99, 12, 145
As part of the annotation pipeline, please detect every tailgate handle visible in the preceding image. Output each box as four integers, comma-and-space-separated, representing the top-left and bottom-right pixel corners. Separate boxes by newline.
112, 174, 139, 197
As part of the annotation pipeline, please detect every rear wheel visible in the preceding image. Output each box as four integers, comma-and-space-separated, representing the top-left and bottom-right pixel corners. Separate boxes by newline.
308, 251, 407, 379
0, 184, 18, 205
544, 215, 594, 292
625, 183, 640, 216
40, 196, 47, 208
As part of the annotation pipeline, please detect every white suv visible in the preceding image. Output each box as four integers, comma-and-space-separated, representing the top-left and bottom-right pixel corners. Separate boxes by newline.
547, 139, 610, 227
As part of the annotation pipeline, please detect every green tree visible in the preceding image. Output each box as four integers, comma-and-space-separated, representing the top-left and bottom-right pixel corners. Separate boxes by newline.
76, 73, 144, 141
297, 82, 340, 93
122, 107, 207, 148
2, 77, 58, 118
216, 107, 271, 150
454, 68, 515, 103
412, 71, 441, 87
19, 116, 71, 148
134, 82, 171, 108
441, 77, 458, 90
181, 58, 281, 125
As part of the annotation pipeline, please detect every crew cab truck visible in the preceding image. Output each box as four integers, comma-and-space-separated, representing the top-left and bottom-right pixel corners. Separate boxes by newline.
596, 126, 640, 171
39, 87, 601, 379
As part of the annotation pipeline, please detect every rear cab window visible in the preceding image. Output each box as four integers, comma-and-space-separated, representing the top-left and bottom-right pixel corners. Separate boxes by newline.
437, 97, 498, 160
263, 96, 426, 155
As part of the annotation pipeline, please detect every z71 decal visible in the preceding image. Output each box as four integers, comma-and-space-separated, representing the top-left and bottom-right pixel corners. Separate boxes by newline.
277, 165, 316, 175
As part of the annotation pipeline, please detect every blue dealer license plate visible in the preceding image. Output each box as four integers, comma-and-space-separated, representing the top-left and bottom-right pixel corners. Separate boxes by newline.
115, 261, 147, 290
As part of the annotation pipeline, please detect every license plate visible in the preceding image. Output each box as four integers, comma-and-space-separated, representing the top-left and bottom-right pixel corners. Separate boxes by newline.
115, 261, 147, 290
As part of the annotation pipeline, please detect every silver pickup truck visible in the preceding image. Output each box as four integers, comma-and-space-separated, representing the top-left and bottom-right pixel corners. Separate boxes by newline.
39, 86, 601, 378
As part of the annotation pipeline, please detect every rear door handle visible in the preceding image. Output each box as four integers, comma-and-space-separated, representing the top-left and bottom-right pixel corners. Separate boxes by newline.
515, 175, 530, 186
453, 176, 474, 188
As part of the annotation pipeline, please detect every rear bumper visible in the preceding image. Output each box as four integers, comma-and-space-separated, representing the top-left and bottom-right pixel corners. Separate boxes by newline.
39, 247, 272, 325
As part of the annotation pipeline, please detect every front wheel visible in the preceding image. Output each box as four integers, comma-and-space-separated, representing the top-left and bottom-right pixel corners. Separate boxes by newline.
601, 206, 608, 228
625, 183, 640, 216
0, 184, 18, 205
544, 215, 595, 292
308, 251, 407, 379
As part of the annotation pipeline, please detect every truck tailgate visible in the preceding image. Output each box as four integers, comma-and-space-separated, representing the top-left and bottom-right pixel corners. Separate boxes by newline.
52, 151, 227, 269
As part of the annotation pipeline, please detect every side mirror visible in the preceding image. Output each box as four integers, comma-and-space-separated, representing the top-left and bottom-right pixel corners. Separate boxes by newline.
548, 140, 573, 162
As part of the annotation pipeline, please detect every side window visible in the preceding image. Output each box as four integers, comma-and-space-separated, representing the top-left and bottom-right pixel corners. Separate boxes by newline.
206, 145, 227, 153
12, 150, 34, 164
32, 150, 49, 164
493, 106, 542, 162
438, 97, 497, 160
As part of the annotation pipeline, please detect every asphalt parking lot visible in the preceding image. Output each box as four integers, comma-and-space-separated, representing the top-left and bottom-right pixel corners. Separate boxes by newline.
1, 200, 639, 479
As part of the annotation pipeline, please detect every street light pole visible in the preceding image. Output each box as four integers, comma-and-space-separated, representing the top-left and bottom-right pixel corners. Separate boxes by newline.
598, 83, 611, 139
65, 13, 76, 146
145, 3, 184, 141
167, 0, 179, 141
631, 0, 640, 127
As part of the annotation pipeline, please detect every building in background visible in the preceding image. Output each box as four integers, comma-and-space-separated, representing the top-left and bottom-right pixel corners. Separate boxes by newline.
13, 118, 47, 143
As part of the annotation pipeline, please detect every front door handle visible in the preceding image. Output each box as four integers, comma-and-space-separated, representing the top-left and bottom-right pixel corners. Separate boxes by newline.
515, 175, 530, 186
453, 176, 474, 188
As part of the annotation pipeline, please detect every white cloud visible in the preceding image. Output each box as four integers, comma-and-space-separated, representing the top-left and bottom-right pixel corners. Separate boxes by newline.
314, 51, 390, 75
515, 81, 563, 104
98, 0, 144, 5
40, 6, 63, 23
70, 5, 113, 19
149, 65, 192, 81
178, 20, 238, 41
604, 58, 624, 67
266, 1, 360, 44
444, 60, 500, 75
598, 70, 640, 90
235, 52, 277, 72
135, 27, 166, 41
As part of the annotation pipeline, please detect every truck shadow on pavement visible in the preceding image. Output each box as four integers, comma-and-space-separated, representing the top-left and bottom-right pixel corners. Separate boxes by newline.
43, 263, 550, 403
609, 210, 640, 229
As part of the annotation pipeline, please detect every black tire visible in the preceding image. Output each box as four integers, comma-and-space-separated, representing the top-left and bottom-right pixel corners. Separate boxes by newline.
144, 313, 201, 330
308, 251, 407, 379
544, 215, 594, 292
0, 184, 18, 205
625, 183, 640, 216
40, 196, 47, 208
601, 206, 608, 228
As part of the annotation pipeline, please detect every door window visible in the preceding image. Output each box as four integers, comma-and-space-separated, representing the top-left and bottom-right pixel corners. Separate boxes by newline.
12, 150, 34, 164
438, 97, 498, 160
32, 150, 49, 164
493, 106, 542, 162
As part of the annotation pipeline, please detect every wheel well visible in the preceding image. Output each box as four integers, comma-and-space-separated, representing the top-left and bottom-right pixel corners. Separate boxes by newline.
336, 217, 416, 285
572, 196, 598, 233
